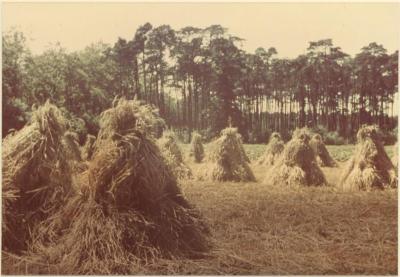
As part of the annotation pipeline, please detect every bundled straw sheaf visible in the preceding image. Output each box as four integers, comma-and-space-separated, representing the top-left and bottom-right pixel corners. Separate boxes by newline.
292, 127, 313, 139
95, 97, 165, 144
201, 128, 255, 182
257, 132, 285, 166
63, 131, 82, 162
158, 131, 193, 179
237, 134, 250, 163
189, 132, 205, 163
2, 101, 72, 252
340, 125, 397, 191
264, 128, 327, 187
81, 134, 96, 161
24, 99, 209, 274
309, 134, 337, 167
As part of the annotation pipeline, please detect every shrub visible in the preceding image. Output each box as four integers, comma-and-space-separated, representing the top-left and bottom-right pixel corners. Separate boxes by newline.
379, 127, 398, 145
312, 125, 346, 145
61, 110, 88, 145
324, 131, 346, 145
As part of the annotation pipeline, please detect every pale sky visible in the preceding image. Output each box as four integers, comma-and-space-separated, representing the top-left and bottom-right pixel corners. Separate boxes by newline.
2, 2, 400, 58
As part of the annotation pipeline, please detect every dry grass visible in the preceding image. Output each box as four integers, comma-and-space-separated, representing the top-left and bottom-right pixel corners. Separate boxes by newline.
257, 132, 284, 166
2, 99, 208, 275
189, 132, 205, 163
63, 131, 82, 162
2, 101, 73, 252
341, 125, 397, 191
264, 128, 327, 187
2, 132, 397, 274
81, 134, 96, 161
143, 143, 397, 275
310, 134, 337, 167
200, 128, 255, 182
158, 131, 193, 179
237, 134, 250, 163
71, 159, 395, 275
232, 144, 395, 163
177, 165, 397, 274
146, 160, 396, 275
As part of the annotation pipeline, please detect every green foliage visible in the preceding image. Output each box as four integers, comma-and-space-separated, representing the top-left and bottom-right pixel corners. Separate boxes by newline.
379, 127, 398, 146
2, 34, 120, 137
248, 129, 269, 144
2, 31, 30, 135
2, 27, 398, 143
198, 127, 218, 143
312, 125, 347, 145
61, 108, 88, 144
324, 132, 346, 146
2, 98, 29, 136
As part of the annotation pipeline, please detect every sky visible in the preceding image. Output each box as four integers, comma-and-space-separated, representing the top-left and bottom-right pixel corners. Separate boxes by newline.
2, 2, 399, 58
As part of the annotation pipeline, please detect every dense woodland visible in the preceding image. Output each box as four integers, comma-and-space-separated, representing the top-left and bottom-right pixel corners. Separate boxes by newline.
3, 24, 398, 144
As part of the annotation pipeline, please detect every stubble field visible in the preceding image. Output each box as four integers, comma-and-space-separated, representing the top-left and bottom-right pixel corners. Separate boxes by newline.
2, 144, 397, 275
154, 144, 398, 275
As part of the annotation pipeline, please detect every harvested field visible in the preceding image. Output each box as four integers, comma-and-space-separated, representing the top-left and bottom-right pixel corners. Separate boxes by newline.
178, 170, 397, 274
2, 143, 398, 274
3, 10, 398, 275
225, 144, 396, 163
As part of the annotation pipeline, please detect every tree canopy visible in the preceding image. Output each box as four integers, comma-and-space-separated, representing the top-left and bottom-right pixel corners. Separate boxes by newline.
2, 25, 398, 143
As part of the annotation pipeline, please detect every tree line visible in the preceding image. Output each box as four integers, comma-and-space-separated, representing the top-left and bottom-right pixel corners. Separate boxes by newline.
2, 24, 398, 144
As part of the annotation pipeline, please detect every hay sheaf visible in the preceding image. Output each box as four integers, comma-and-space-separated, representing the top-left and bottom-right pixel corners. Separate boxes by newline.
292, 127, 313, 139
201, 128, 255, 182
257, 132, 285, 166
158, 131, 193, 179
2, 101, 73, 252
189, 132, 205, 163
92, 97, 166, 159
237, 134, 250, 163
81, 134, 96, 161
63, 131, 82, 162
309, 134, 337, 167
340, 125, 397, 191
264, 128, 327, 187
95, 97, 165, 146
22, 99, 209, 274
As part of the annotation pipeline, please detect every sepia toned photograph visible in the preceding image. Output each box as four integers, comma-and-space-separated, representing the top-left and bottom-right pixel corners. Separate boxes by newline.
1, 1, 399, 275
